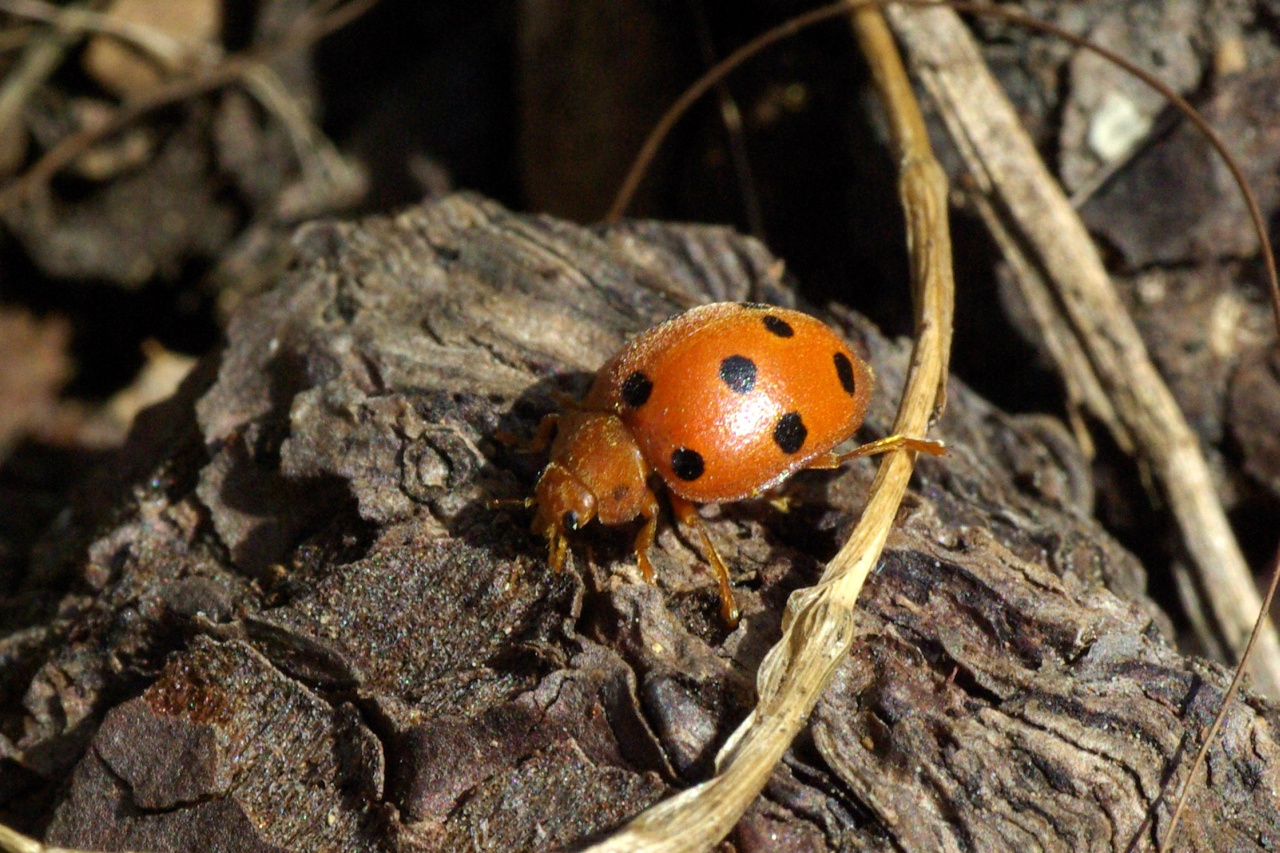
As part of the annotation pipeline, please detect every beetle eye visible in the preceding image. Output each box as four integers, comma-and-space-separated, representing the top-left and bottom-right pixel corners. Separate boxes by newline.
562, 510, 580, 531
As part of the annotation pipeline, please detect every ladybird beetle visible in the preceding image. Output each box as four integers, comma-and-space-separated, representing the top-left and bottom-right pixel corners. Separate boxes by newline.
505, 302, 944, 625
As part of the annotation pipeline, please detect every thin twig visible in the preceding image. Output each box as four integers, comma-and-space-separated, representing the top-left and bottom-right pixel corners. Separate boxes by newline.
288, 0, 382, 45
237, 62, 366, 216
586, 3, 953, 849
1161, 540, 1280, 851
0, 57, 247, 210
689, 0, 766, 244
605, 2, 864, 223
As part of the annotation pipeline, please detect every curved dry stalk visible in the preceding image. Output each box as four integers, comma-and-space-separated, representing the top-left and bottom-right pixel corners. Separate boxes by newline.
688, 1, 766, 244
585, 5, 953, 851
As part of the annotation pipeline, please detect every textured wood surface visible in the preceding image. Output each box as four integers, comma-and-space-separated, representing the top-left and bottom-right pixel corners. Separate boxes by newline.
1, 194, 1276, 851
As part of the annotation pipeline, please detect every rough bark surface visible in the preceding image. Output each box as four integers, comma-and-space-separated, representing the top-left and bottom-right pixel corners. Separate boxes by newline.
2, 193, 1278, 851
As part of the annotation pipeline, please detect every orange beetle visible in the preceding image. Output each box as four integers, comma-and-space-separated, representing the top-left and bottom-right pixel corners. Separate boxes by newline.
511, 302, 943, 624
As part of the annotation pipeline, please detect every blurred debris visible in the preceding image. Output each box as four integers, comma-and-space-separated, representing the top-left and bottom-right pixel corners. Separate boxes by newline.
0, 308, 71, 456
81, 0, 222, 98
103, 340, 196, 431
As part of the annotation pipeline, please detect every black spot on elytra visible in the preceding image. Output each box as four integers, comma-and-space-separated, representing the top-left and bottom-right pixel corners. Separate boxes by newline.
671, 448, 705, 481
834, 352, 857, 395
611, 484, 630, 501
773, 412, 807, 454
621, 371, 653, 407
562, 510, 580, 530
719, 355, 757, 394
762, 315, 794, 338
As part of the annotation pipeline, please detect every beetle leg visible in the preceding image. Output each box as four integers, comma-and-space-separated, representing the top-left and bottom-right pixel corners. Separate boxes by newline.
669, 495, 740, 627
805, 434, 947, 469
633, 488, 660, 582
486, 496, 535, 510
839, 434, 947, 460
548, 526, 568, 573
